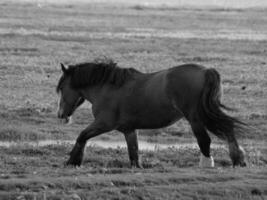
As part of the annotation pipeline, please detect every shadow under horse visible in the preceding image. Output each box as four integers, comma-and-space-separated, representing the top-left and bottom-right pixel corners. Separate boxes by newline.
56, 60, 246, 168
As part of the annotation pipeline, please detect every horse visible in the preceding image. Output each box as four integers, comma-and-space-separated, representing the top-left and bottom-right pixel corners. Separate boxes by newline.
56, 59, 246, 168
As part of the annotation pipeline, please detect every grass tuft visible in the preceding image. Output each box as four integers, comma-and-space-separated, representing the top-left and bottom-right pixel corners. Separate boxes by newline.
0, 127, 46, 141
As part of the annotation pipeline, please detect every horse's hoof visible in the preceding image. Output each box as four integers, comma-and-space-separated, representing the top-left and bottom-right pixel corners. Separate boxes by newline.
199, 155, 215, 168
241, 162, 247, 167
136, 164, 144, 169
233, 161, 247, 168
131, 165, 143, 169
131, 162, 143, 169
66, 158, 82, 167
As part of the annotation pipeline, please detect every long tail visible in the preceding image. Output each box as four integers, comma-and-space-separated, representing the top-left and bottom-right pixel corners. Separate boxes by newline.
198, 68, 246, 140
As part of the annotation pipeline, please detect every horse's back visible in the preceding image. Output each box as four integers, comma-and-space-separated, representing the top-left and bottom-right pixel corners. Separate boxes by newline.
167, 64, 206, 90
142, 70, 170, 103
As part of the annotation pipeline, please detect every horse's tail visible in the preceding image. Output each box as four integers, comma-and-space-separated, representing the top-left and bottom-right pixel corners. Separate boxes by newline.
198, 68, 245, 140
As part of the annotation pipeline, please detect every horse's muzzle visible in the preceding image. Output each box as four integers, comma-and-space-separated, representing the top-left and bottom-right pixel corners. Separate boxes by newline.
57, 111, 64, 119
57, 111, 72, 124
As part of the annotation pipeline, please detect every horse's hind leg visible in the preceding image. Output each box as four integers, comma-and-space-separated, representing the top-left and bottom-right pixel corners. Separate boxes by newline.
123, 130, 142, 168
227, 135, 246, 167
190, 121, 214, 168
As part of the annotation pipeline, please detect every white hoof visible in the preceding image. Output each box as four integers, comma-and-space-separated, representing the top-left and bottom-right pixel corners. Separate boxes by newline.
199, 154, 215, 168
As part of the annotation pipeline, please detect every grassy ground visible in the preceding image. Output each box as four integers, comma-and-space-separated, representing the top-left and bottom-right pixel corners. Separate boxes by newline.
0, 144, 266, 200
0, 1, 266, 199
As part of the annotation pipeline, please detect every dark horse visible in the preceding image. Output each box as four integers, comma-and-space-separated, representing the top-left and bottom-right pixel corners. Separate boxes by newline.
56, 60, 246, 168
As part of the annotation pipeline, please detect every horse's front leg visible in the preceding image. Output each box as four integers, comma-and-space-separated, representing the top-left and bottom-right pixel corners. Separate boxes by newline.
66, 121, 111, 166
123, 130, 142, 168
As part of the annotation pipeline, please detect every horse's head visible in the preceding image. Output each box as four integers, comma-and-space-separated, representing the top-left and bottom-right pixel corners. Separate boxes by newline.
56, 63, 84, 123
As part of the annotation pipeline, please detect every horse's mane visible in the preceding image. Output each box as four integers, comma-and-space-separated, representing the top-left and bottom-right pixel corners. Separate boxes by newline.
57, 59, 140, 92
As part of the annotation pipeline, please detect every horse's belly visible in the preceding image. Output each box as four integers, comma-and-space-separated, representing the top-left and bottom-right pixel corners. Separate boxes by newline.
137, 109, 182, 129
118, 104, 183, 131
138, 116, 182, 129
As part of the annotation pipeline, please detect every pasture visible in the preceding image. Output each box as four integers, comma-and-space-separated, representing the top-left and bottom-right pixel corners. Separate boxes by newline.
0, 1, 266, 199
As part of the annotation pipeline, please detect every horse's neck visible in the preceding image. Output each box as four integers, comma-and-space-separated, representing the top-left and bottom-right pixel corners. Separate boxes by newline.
80, 72, 143, 105
81, 86, 102, 105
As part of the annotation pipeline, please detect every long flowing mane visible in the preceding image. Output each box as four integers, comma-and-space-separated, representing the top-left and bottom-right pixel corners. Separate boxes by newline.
57, 59, 140, 92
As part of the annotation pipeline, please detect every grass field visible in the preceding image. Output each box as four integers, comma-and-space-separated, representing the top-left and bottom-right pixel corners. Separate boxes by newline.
0, 1, 266, 199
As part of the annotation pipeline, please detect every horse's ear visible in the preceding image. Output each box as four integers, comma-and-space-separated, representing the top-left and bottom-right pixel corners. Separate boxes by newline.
60, 63, 67, 73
